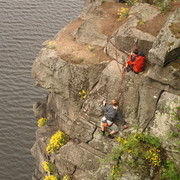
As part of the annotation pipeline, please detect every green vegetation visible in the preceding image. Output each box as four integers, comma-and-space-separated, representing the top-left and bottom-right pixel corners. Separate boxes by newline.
63, 175, 71, 180
102, 0, 107, 3
78, 56, 84, 63
48, 41, 56, 49
38, 118, 48, 127
46, 130, 69, 154
162, 159, 180, 180
125, 0, 142, 6
43, 161, 56, 174
117, 7, 129, 21
44, 175, 58, 180
43, 161, 60, 180
102, 133, 180, 180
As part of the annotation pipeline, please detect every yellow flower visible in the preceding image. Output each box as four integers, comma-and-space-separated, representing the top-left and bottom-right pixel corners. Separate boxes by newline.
44, 175, 57, 180
79, 90, 87, 99
38, 118, 48, 127
46, 130, 69, 154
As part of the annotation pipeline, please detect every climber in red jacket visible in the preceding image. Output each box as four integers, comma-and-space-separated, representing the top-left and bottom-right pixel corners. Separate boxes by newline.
125, 49, 146, 74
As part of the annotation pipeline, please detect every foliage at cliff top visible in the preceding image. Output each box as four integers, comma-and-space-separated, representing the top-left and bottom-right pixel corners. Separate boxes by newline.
46, 130, 69, 154
102, 133, 180, 180
38, 118, 48, 127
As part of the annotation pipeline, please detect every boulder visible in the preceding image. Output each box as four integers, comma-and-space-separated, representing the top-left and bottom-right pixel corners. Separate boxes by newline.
106, 42, 129, 65
146, 61, 180, 90
70, 116, 97, 143
55, 141, 107, 179
73, 18, 108, 47
88, 128, 118, 153
32, 47, 107, 100
109, 3, 159, 58
148, 9, 180, 66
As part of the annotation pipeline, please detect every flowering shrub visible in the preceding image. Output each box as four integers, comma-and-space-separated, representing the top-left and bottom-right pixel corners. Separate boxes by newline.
38, 118, 48, 127
44, 175, 58, 180
79, 90, 87, 99
46, 130, 69, 154
125, 0, 142, 6
145, 147, 161, 167
137, 18, 146, 25
117, 7, 129, 21
43, 161, 56, 174
103, 133, 179, 179
86, 44, 94, 52
63, 174, 71, 180
48, 41, 56, 49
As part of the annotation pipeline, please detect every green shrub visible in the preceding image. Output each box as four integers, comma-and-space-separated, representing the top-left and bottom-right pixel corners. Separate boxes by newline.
38, 118, 48, 127
102, 133, 179, 179
46, 130, 69, 153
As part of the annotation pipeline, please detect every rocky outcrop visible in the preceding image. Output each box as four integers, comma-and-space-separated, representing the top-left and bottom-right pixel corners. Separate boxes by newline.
148, 8, 180, 66
31, 1, 180, 180
107, 3, 160, 59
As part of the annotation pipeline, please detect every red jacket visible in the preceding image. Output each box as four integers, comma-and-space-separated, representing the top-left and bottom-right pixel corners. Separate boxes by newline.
127, 53, 146, 73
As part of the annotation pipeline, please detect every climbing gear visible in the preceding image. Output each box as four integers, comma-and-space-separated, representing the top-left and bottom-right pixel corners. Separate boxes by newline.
108, 134, 114, 139
134, 38, 138, 49
102, 119, 108, 127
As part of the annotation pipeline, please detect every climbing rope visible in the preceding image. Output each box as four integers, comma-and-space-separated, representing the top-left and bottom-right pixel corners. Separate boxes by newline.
114, 30, 127, 100
114, 30, 138, 100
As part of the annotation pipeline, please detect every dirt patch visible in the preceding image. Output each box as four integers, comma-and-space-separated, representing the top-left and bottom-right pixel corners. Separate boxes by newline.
55, 19, 112, 65
100, 3, 131, 39
136, 2, 180, 36
169, 22, 180, 39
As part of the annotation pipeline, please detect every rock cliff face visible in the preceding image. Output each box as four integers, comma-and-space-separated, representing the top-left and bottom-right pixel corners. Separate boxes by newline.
31, 1, 180, 180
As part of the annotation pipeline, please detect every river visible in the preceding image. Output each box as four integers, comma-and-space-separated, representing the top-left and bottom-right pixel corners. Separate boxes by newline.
0, 1, 84, 179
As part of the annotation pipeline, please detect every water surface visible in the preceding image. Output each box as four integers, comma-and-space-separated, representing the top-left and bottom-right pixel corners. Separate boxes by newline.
0, 1, 84, 179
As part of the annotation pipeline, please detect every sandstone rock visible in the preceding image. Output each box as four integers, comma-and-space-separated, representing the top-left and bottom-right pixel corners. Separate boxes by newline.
32, 47, 107, 100
106, 42, 129, 65
129, 3, 160, 22
150, 92, 180, 142
148, 9, 180, 66
31, 2, 180, 179
109, 3, 159, 58
55, 141, 106, 178
146, 62, 180, 90
33, 100, 47, 118
82, 61, 125, 118
73, 18, 108, 47
70, 116, 97, 143
149, 92, 180, 166
88, 128, 118, 153
84, 0, 102, 7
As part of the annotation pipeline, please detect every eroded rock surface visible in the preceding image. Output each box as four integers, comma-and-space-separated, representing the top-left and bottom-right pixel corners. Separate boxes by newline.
31, 1, 180, 180
148, 8, 180, 66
